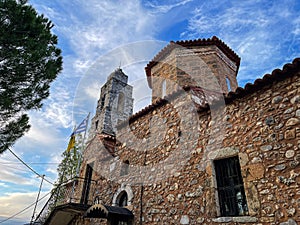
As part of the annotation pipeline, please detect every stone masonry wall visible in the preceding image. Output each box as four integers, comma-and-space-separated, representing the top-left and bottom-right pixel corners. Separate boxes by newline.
151, 51, 177, 102
175, 45, 238, 93
150, 45, 238, 104
115, 73, 299, 224
72, 72, 299, 225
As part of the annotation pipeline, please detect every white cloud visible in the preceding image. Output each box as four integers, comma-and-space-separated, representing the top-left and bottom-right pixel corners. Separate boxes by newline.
0, 153, 32, 186
0, 182, 8, 188
0, 152, 53, 189
29, 0, 162, 122
122, 62, 152, 112
182, 0, 300, 85
22, 121, 58, 146
145, 0, 193, 13
52, 0, 156, 62
84, 82, 101, 100
0, 191, 49, 221
292, 16, 300, 35
43, 85, 74, 129
44, 153, 63, 180
0, 168, 29, 186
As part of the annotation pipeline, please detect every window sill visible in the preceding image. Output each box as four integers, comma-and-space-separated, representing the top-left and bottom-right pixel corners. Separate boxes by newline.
212, 216, 258, 223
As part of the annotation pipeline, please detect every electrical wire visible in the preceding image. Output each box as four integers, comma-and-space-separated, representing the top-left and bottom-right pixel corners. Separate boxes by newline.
0, 191, 51, 224
7, 147, 54, 185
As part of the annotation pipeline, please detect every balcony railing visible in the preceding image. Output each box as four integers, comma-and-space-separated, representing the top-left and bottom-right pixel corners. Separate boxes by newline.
34, 177, 96, 224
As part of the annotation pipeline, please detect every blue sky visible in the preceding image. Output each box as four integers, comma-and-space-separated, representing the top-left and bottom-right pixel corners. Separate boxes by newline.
0, 0, 300, 223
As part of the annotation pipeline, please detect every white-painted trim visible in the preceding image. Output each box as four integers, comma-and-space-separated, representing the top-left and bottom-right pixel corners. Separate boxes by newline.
112, 184, 133, 206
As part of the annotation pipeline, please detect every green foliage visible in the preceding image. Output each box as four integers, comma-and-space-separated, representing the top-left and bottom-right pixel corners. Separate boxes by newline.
0, 0, 63, 153
47, 137, 83, 211
57, 142, 82, 184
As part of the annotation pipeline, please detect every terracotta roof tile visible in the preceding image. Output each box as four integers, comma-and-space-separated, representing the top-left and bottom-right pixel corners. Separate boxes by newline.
222, 58, 300, 104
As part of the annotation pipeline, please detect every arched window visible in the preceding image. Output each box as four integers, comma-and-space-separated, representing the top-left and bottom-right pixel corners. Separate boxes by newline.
161, 80, 166, 97
112, 186, 133, 207
95, 120, 99, 130
117, 92, 125, 113
118, 191, 128, 207
101, 94, 106, 109
226, 77, 231, 92
120, 160, 129, 176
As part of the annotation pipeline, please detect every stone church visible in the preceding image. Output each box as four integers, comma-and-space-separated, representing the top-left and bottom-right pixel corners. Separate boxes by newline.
41, 36, 300, 225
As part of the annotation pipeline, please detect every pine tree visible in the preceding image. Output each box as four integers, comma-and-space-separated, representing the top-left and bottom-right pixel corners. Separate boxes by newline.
0, 0, 63, 153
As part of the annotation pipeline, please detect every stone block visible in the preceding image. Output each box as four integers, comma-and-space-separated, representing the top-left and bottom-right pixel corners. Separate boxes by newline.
274, 164, 286, 171
285, 150, 295, 158
286, 118, 300, 127
239, 152, 249, 166
290, 95, 300, 104
232, 216, 258, 222
180, 215, 190, 224
244, 163, 265, 181
260, 216, 275, 223
260, 145, 273, 151
272, 96, 283, 104
285, 129, 296, 139
296, 109, 300, 117
279, 218, 298, 225
245, 182, 260, 215
212, 217, 232, 222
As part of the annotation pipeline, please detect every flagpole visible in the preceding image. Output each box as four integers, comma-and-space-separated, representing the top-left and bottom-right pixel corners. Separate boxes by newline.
76, 112, 90, 175
69, 112, 90, 203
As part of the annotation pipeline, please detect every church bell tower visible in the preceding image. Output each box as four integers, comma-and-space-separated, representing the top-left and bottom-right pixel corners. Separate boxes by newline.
89, 68, 133, 137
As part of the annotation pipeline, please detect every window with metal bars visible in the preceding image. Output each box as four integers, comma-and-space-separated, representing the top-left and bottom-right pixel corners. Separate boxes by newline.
214, 156, 249, 216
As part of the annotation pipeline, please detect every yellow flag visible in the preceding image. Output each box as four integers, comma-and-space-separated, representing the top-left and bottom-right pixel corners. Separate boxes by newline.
66, 135, 75, 152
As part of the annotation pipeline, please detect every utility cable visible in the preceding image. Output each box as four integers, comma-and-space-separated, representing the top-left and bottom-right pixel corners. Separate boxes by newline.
7, 147, 54, 185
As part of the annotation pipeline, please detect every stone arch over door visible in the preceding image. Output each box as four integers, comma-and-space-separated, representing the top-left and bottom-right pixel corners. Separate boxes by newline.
112, 184, 133, 207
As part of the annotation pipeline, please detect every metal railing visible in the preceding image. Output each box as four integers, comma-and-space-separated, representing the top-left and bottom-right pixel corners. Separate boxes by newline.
33, 177, 96, 224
